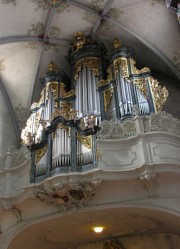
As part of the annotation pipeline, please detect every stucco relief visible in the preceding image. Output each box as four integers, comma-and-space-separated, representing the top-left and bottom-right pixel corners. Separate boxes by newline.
140, 170, 158, 198
32, 0, 69, 12
27, 22, 60, 52
2, 0, 16, 5
33, 178, 102, 212
83, 0, 123, 31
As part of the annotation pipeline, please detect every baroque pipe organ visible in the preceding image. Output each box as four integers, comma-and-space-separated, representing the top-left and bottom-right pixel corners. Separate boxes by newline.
21, 32, 168, 183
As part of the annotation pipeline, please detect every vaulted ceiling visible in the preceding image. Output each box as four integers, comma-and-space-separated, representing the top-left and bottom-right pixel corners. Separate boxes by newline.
0, 0, 179, 151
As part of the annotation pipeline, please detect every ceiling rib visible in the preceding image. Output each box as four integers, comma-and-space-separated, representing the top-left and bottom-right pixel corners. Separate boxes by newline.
28, 6, 56, 108
0, 1, 179, 82
91, 0, 114, 37
0, 35, 71, 46
0, 79, 20, 147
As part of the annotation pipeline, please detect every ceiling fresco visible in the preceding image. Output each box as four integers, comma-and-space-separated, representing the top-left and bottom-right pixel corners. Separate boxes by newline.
0, 0, 179, 151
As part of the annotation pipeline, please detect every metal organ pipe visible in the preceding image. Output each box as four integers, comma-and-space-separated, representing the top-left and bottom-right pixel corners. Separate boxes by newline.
75, 64, 101, 117
52, 127, 71, 169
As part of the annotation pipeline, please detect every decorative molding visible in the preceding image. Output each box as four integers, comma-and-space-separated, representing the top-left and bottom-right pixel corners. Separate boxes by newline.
143, 111, 180, 136
97, 112, 180, 140
2, 0, 16, 5
97, 118, 136, 140
149, 78, 168, 112
32, 0, 69, 12
140, 170, 158, 198
33, 178, 102, 212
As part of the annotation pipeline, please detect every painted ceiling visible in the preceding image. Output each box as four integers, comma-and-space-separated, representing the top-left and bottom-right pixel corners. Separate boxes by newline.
0, 0, 179, 150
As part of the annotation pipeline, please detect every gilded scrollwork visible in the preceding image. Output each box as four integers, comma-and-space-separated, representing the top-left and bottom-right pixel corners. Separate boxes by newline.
130, 58, 150, 75
46, 81, 58, 100
76, 131, 92, 149
74, 57, 99, 81
97, 79, 107, 88
149, 77, 168, 112
107, 66, 113, 81
97, 67, 113, 88
21, 108, 43, 145
31, 89, 44, 110
59, 102, 71, 119
133, 78, 148, 99
73, 32, 86, 51
113, 57, 129, 79
35, 145, 48, 164
52, 123, 70, 141
48, 61, 58, 72
104, 87, 114, 112
113, 39, 121, 49
60, 82, 75, 98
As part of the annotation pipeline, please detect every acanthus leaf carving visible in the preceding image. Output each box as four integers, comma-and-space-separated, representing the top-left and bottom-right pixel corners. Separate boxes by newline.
140, 170, 158, 198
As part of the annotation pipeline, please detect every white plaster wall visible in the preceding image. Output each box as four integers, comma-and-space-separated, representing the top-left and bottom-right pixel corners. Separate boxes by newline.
0, 88, 18, 162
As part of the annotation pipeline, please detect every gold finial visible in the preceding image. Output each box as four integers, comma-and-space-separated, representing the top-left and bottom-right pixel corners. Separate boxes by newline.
74, 31, 86, 51
113, 39, 121, 49
48, 61, 58, 72
51, 0, 59, 5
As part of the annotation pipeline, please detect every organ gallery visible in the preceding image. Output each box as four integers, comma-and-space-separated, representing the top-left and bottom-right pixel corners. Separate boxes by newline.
21, 32, 168, 183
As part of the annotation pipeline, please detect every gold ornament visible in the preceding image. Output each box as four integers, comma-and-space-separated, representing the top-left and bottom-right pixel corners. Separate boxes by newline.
35, 145, 47, 164
74, 57, 99, 81
74, 32, 86, 51
76, 131, 92, 149
130, 58, 150, 75
104, 87, 114, 112
149, 77, 168, 112
48, 61, 58, 72
113, 57, 129, 79
113, 39, 121, 49
133, 78, 148, 99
